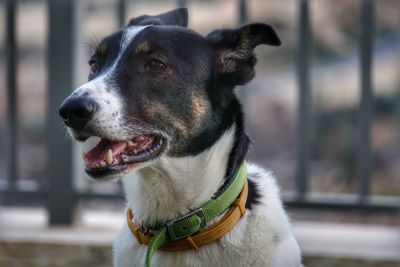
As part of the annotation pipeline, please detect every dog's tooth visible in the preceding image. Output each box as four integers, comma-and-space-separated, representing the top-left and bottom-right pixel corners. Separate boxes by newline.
106, 149, 113, 165
100, 161, 106, 167
133, 149, 137, 155
127, 141, 135, 148
81, 151, 85, 159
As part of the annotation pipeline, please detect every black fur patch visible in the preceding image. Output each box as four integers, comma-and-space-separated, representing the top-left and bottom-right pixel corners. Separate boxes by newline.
209, 91, 252, 198
128, 8, 188, 27
207, 23, 281, 88
246, 176, 262, 210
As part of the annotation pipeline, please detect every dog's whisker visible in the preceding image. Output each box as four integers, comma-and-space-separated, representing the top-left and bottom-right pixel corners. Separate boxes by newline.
85, 26, 100, 50
62, 126, 71, 140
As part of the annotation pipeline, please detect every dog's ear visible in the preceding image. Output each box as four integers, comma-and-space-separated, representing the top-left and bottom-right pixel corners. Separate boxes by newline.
207, 23, 281, 87
128, 8, 188, 27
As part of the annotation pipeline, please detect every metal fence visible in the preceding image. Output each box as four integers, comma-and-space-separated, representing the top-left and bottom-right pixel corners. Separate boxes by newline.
1, 0, 399, 225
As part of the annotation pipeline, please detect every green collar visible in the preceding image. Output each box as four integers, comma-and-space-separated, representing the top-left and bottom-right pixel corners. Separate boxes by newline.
144, 161, 248, 267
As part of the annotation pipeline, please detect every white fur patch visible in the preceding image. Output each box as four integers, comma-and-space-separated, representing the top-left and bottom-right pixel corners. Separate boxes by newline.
114, 126, 303, 266
69, 26, 148, 140
122, 126, 236, 226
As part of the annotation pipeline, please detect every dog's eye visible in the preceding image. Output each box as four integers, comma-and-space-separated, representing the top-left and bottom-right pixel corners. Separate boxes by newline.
145, 59, 165, 72
89, 59, 99, 76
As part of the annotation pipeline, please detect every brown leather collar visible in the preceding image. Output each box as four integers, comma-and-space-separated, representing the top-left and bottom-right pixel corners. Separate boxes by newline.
127, 180, 248, 251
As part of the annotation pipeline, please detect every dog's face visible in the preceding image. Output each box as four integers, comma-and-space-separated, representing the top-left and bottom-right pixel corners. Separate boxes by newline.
59, 8, 280, 180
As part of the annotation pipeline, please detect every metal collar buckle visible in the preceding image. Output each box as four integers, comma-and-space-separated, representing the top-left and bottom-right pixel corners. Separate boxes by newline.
166, 208, 207, 241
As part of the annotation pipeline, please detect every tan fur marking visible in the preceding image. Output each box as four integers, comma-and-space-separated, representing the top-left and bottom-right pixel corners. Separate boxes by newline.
135, 41, 150, 53
144, 101, 190, 137
191, 94, 207, 120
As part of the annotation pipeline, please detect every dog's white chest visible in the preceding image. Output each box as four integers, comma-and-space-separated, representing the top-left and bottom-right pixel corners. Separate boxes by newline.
113, 164, 302, 267
113, 214, 278, 267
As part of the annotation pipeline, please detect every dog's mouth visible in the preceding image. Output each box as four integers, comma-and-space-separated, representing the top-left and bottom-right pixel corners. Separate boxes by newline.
82, 134, 166, 179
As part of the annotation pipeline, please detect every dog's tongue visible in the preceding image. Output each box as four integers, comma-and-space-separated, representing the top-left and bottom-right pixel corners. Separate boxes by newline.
84, 139, 127, 165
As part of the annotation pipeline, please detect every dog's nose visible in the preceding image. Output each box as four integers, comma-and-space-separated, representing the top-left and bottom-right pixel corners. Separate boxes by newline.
59, 96, 98, 130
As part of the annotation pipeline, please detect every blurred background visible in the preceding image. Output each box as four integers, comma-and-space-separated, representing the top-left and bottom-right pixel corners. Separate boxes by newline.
0, 0, 399, 266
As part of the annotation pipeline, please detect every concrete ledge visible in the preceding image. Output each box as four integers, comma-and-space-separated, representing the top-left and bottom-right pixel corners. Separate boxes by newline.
1, 206, 399, 263
0, 242, 112, 267
0, 207, 120, 246
294, 221, 400, 261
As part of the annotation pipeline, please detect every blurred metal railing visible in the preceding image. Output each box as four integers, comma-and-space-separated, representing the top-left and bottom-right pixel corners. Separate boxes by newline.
5, 0, 17, 192
1, 0, 399, 225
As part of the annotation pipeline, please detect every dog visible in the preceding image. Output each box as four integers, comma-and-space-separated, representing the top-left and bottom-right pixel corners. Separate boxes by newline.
59, 8, 302, 267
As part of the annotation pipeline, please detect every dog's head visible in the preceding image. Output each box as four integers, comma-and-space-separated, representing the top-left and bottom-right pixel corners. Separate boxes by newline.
59, 8, 280, 180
